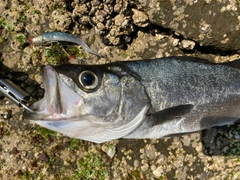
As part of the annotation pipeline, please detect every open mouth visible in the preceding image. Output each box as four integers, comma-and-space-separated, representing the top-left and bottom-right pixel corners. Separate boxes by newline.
23, 66, 80, 121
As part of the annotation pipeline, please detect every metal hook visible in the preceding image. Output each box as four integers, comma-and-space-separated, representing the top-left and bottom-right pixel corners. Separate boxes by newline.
0, 77, 34, 113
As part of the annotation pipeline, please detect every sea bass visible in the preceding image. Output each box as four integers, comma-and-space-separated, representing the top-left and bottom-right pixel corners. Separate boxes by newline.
23, 56, 240, 143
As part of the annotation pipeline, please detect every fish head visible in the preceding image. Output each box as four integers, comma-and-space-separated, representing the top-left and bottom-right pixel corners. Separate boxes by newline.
23, 64, 150, 143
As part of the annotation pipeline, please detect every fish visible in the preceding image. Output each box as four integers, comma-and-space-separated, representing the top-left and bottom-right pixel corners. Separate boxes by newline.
23, 56, 240, 143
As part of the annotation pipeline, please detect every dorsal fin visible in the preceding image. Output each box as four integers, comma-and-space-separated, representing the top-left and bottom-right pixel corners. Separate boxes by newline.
176, 56, 240, 70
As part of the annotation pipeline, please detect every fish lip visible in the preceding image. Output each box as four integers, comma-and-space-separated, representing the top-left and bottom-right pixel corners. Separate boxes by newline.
23, 110, 51, 120
23, 110, 78, 121
23, 65, 63, 120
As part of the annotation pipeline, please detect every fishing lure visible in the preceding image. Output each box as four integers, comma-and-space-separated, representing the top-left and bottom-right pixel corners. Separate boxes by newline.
29, 32, 101, 57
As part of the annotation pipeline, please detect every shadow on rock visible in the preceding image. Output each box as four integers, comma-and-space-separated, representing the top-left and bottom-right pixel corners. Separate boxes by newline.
0, 63, 43, 100
201, 124, 240, 156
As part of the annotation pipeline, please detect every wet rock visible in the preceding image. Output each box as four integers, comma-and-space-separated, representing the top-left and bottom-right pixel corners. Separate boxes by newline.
74, 3, 89, 15
0, 0, 8, 14
39, 5, 49, 15
10, 40, 22, 51
50, 10, 72, 31
123, 35, 132, 44
101, 36, 110, 45
14, 22, 24, 32
95, 10, 108, 23
92, 0, 102, 7
78, 15, 90, 25
114, 0, 128, 14
171, 37, 180, 47
11, 147, 19, 155
0, 109, 11, 119
71, 0, 136, 47
2, 9, 18, 21
31, 13, 41, 25
114, 14, 129, 27
132, 8, 149, 27
118, 42, 127, 49
178, 39, 196, 50
107, 34, 120, 45
96, 22, 106, 31
102, 144, 116, 158
38, 152, 49, 163
152, 166, 163, 178
135, 0, 240, 51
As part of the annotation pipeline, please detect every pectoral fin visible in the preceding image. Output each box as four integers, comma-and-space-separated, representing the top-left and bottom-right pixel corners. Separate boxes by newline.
149, 104, 194, 126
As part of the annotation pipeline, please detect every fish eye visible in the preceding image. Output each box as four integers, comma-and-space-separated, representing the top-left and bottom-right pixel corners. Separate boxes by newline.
79, 70, 99, 90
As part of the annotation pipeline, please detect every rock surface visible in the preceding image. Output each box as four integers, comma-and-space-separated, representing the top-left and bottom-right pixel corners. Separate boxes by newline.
135, 0, 240, 51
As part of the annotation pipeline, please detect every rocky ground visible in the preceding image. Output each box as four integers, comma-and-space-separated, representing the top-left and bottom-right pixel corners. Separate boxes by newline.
0, 0, 240, 179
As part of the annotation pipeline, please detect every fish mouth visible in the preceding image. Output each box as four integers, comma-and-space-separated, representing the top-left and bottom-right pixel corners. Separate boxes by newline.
23, 65, 80, 120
